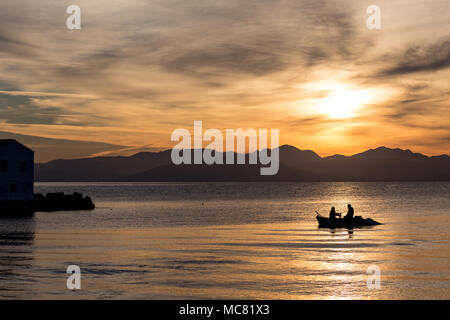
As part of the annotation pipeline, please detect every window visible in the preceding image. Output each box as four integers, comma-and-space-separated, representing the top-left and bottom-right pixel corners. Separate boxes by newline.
10, 184, 17, 193
20, 161, 27, 173
0, 160, 6, 172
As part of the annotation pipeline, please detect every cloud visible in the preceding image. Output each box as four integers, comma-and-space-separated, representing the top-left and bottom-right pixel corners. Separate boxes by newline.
0, 0, 448, 156
152, 0, 368, 80
89, 144, 164, 158
0, 0, 366, 94
0, 90, 95, 98
0, 130, 127, 162
0, 92, 101, 126
0, 34, 37, 57
379, 38, 450, 76
0, 93, 63, 125
161, 44, 286, 77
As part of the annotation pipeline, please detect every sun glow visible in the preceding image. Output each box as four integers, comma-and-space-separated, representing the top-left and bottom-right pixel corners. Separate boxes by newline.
316, 86, 371, 119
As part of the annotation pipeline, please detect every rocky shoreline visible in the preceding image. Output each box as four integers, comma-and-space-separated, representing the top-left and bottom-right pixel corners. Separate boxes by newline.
0, 192, 95, 214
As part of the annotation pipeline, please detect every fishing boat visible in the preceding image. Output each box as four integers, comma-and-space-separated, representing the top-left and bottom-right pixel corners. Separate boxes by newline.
316, 214, 381, 228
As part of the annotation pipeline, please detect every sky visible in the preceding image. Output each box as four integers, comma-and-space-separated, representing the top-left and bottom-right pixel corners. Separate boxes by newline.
0, 0, 449, 160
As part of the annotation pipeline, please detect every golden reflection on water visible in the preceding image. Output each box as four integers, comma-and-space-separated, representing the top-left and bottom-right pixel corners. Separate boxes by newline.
6, 218, 441, 299
1, 182, 445, 299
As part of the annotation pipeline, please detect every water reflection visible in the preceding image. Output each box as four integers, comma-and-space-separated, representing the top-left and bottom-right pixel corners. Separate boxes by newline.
0, 181, 447, 299
0, 214, 35, 244
325, 228, 354, 239
0, 214, 35, 298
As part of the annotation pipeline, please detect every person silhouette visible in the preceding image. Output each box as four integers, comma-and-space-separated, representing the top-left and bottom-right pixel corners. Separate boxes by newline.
329, 206, 337, 219
329, 206, 342, 220
343, 204, 354, 221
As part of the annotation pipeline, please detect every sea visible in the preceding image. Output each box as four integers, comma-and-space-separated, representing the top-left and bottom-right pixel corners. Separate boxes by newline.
0, 182, 449, 299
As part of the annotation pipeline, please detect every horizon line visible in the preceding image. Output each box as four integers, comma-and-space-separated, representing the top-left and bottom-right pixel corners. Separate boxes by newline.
37, 144, 450, 164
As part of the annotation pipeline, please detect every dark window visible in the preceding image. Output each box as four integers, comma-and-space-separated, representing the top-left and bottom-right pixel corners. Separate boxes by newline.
10, 184, 17, 193
20, 161, 27, 173
0, 160, 6, 172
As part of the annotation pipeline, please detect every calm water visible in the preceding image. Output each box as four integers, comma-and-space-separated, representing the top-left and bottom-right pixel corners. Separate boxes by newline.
0, 182, 449, 299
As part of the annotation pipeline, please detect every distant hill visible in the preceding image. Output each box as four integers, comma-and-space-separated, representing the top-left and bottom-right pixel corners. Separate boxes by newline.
35, 145, 450, 182
36, 150, 172, 181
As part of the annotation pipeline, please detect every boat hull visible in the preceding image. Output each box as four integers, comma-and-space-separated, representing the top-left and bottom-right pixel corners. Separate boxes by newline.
316, 215, 381, 229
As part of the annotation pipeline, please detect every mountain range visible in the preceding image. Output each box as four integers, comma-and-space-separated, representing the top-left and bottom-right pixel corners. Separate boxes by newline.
35, 145, 450, 181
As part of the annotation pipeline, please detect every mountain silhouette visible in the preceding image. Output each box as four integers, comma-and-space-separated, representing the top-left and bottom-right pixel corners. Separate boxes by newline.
36, 150, 172, 181
35, 145, 450, 182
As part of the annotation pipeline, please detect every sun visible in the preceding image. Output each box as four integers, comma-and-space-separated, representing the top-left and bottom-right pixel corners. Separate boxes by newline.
316, 86, 370, 119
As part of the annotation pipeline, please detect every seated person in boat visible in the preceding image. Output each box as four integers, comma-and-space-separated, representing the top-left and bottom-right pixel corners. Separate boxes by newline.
329, 207, 341, 219
343, 204, 354, 221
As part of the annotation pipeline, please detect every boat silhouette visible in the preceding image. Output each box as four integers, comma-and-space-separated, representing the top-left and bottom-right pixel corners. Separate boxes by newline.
316, 212, 381, 229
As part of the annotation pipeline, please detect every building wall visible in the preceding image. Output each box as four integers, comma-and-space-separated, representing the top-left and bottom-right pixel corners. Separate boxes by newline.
0, 142, 34, 201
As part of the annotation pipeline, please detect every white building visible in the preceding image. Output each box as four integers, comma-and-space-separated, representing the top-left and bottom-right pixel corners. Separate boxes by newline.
0, 140, 34, 201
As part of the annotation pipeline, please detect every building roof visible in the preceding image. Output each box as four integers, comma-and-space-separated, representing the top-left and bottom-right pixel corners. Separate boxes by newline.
0, 139, 34, 153
0, 139, 15, 146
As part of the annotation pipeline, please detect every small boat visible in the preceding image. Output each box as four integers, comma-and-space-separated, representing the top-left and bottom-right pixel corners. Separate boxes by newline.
316, 214, 381, 229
